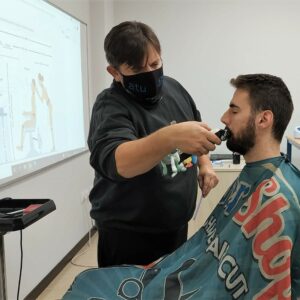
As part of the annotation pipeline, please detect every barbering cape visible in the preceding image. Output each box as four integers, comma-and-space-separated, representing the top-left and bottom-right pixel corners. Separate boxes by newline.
63, 156, 300, 300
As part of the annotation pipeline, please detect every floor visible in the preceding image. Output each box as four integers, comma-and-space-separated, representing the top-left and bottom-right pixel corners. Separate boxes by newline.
37, 233, 98, 300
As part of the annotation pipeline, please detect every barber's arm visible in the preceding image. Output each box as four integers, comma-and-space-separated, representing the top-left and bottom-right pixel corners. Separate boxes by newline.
115, 121, 221, 178
197, 154, 219, 197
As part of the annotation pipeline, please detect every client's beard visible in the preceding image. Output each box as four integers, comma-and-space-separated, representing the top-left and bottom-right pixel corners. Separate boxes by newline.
226, 117, 256, 155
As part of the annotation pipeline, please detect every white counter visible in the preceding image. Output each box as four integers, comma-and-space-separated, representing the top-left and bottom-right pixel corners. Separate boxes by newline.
188, 159, 244, 238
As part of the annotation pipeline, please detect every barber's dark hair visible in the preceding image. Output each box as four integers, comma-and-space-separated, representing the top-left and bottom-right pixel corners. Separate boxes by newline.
104, 21, 161, 70
230, 74, 293, 142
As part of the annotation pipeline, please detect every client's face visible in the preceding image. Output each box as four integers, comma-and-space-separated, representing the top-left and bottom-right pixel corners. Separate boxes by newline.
221, 89, 256, 155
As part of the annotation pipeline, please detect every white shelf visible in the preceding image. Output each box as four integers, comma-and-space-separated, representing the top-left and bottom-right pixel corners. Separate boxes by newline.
287, 135, 300, 150
211, 159, 245, 172
286, 135, 300, 162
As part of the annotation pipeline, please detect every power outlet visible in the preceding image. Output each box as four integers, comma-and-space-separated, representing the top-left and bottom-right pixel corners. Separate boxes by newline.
81, 187, 91, 203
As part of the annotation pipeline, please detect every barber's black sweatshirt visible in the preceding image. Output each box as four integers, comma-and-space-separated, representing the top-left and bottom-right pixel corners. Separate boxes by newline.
88, 76, 201, 233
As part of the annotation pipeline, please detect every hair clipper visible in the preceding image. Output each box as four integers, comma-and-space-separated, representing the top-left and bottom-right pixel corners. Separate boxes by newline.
214, 128, 231, 141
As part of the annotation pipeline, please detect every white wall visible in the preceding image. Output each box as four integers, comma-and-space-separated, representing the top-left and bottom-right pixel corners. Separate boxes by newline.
112, 0, 300, 167
90, 0, 115, 99
0, 0, 109, 298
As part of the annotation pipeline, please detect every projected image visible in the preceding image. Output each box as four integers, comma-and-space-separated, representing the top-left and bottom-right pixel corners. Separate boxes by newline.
16, 78, 40, 153
16, 74, 55, 154
0, 0, 89, 186
37, 73, 55, 151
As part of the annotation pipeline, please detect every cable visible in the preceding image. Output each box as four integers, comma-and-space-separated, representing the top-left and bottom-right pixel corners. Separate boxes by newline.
70, 192, 97, 268
17, 230, 23, 300
70, 228, 97, 268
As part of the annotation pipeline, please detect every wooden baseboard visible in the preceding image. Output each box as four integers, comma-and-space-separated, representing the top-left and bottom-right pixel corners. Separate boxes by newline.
24, 227, 97, 300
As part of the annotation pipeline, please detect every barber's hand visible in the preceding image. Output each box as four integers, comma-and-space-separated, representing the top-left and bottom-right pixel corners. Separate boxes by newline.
198, 164, 219, 197
172, 121, 221, 156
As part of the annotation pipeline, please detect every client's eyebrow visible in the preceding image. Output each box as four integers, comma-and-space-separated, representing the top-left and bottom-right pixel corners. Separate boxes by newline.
229, 103, 240, 109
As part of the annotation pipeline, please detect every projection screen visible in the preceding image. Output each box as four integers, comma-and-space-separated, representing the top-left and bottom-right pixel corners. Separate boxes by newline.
0, 0, 90, 187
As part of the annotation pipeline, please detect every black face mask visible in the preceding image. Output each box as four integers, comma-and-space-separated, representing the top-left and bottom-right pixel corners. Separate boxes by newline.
121, 66, 164, 104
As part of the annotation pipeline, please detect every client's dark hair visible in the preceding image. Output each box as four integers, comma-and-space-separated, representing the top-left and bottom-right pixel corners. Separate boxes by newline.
230, 74, 293, 142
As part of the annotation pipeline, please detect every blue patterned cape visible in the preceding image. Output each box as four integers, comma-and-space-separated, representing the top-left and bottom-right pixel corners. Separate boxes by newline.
63, 156, 300, 300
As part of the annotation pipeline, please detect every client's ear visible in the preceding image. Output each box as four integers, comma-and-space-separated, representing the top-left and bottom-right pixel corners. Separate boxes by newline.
257, 110, 273, 129
107, 65, 122, 82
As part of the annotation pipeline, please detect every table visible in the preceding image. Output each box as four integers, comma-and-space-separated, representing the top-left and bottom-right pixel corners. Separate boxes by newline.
188, 159, 245, 238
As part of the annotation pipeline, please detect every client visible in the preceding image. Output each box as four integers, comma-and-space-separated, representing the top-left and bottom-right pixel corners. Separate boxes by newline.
63, 74, 300, 300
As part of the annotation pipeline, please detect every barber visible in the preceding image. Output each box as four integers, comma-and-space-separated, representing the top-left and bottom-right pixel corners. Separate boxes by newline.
88, 21, 221, 267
